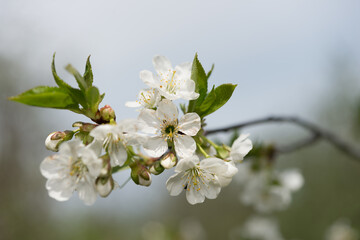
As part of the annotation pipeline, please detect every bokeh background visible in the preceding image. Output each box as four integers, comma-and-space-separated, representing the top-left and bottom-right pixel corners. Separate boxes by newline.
1, 0, 360, 239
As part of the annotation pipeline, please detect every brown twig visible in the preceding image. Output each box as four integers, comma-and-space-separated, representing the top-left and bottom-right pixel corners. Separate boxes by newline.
204, 116, 360, 160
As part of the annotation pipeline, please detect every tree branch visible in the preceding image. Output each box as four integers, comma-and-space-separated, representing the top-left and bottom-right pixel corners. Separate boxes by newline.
204, 116, 360, 160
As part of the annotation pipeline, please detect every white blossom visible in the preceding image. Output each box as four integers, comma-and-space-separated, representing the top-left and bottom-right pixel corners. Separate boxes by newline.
125, 88, 161, 109
325, 219, 359, 240
138, 99, 201, 158
40, 139, 103, 205
229, 134, 253, 162
140, 56, 199, 101
237, 162, 304, 213
240, 216, 284, 240
166, 155, 238, 205
89, 119, 141, 166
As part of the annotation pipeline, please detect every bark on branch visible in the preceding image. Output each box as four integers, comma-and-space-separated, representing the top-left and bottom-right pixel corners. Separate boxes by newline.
204, 116, 360, 160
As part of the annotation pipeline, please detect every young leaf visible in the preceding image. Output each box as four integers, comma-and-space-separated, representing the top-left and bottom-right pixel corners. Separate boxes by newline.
195, 85, 216, 116
83, 55, 93, 87
188, 53, 208, 112
9, 86, 76, 109
85, 86, 101, 114
206, 64, 215, 80
65, 64, 88, 91
201, 84, 237, 117
52, 54, 87, 108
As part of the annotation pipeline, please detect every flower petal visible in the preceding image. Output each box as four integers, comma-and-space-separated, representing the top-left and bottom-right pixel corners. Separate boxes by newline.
174, 135, 196, 159
178, 113, 201, 136
153, 56, 173, 74
125, 101, 141, 108
138, 109, 160, 134
108, 141, 128, 166
143, 136, 168, 157
140, 70, 159, 88
77, 178, 97, 206
230, 134, 253, 162
166, 172, 187, 196
156, 99, 178, 122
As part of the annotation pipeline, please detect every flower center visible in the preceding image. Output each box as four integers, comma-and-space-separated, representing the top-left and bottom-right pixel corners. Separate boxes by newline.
159, 70, 178, 94
161, 120, 178, 140
70, 158, 88, 180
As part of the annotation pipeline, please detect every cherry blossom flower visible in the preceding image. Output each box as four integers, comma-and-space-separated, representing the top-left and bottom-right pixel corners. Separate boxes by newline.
138, 99, 201, 158
166, 155, 238, 205
140, 56, 199, 101
229, 134, 253, 162
89, 119, 141, 166
40, 139, 103, 205
325, 219, 359, 240
125, 88, 161, 109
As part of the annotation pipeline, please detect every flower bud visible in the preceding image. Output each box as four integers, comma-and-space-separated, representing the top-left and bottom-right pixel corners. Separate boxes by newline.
131, 166, 152, 187
95, 176, 114, 197
150, 161, 164, 175
45, 131, 65, 152
160, 152, 177, 169
100, 105, 116, 122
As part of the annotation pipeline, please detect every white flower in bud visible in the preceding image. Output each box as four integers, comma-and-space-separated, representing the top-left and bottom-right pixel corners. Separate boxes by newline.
126, 88, 161, 109
166, 155, 238, 205
45, 131, 65, 152
160, 152, 177, 169
40, 139, 102, 205
139, 99, 201, 158
229, 134, 253, 162
139, 173, 152, 187
140, 56, 199, 101
95, 177, 114, 198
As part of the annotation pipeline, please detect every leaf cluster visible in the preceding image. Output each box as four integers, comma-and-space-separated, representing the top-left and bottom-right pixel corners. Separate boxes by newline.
9, 54, 104, 120
187, 53, 237, 118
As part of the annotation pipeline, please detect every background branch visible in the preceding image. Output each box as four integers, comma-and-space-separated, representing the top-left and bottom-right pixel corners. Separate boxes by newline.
204, 116, 360, 160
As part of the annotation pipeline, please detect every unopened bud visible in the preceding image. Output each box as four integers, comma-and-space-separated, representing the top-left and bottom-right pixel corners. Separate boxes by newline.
160, 152, 177, 169
150, 161, 165, 175
45, 131, 65, 152
131, 166, 152, 187
100, 105, 116, 122
72, 122, 97, 132
95, 176, 114, 197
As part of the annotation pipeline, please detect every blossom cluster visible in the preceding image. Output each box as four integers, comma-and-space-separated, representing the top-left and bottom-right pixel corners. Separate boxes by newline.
39, 55, 253, 205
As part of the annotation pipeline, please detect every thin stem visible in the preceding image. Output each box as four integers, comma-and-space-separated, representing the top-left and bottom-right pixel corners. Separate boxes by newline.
197, 143, 210, 158
204, 115, 360, 160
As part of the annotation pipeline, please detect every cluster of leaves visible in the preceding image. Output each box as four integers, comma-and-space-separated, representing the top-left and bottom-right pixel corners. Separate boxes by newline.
186, 54, 237, 118
9, 54, 104, 122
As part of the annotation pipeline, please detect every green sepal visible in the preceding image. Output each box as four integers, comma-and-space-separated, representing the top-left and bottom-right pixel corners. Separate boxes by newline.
83, 55, 93, 87
9, 86, 76, 109
188, 53, 208, 112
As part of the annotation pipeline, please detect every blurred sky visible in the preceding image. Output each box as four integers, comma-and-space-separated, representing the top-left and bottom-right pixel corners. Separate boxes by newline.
1, 0, 360, 217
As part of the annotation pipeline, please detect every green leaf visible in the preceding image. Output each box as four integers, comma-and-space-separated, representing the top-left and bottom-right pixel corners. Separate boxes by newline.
206, 64, 215, 80
85, 86, 101, 114
9, 86, 76, 109
52, 54, 87, 109
65, 64, 88, 91
195, 85, 216, 115
188, 53, 208, 112
200, 84, 237, 117
83, 55, 93, 87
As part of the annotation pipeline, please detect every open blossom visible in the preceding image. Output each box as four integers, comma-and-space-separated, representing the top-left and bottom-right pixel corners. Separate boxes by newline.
229, 134, 253, 162
89, 119, 141, 166
166, 155, 238, 205
237, 163, 304, 213
140, 56, 199, 100
125, 88, 161, 109
325, 219, 359, 240
139, 99, 201, 158
40, 139, 103, 205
